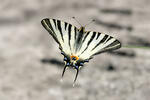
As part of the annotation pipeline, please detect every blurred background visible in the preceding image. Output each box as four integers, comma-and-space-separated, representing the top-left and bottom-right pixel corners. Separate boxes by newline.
0, 0, 150, 100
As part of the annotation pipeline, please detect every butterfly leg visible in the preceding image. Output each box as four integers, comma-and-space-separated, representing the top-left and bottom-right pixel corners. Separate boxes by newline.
61, 65, 68, 79
73, 68, 79, 87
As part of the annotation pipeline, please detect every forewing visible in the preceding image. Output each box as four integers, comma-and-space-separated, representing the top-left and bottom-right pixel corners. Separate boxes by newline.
41, 18, 78, 55
77, 31, 121, 60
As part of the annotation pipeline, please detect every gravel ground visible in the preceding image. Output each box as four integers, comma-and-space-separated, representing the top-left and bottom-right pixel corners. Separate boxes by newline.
0, 0, 150, 100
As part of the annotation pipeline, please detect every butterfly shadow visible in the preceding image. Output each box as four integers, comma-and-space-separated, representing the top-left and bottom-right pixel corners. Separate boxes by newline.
40, 58, 64, 68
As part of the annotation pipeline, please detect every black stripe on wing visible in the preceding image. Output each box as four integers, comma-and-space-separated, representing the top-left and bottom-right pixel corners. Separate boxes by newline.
104, 39, 121, 50
82, 31, 90, 43
68, 24, 72, 50
96, 33, 101, 40
57, 20, 64, 42
92, 34, 109, 51
41, 18, 60, 45
74, 27, 77, 40
81, 32, 96, 54
105, 36, 113, 43
93, 36, 121, 55
53, 19, 57, 28
76, 29, 84, 44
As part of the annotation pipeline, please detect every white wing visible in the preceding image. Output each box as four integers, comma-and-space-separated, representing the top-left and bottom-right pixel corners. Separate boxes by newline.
76, 31, 121, 60
41, 18, 121, 61
41, 18, 78, 55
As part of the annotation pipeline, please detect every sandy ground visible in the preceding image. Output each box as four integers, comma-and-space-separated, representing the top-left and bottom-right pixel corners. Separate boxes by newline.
0, 0, 150, 100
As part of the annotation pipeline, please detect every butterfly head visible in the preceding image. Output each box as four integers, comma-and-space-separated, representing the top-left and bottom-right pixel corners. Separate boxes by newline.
64, 55, 82, 69
70, 55, 78, 67
61, 52, 88, 83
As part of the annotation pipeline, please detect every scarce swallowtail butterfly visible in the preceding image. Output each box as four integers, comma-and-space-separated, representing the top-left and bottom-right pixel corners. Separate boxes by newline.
41, 18, 121, 85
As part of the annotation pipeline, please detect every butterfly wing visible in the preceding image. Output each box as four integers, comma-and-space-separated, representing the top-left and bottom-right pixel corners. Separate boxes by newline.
41, 18, 121, 61
76, 31, 121, 60
41, 18, 78, 55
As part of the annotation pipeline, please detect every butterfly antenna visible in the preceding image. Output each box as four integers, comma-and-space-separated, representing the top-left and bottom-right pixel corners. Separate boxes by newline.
84, 19, 95, 27
73, 68, 79, 87
72, 17, 82, 27
123, 45, 150, 49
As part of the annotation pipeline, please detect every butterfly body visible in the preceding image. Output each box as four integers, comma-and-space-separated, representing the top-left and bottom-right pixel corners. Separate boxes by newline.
41, 18, 121, 83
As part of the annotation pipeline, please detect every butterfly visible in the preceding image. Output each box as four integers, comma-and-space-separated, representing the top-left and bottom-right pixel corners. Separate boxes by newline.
41, 18, 121, 84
